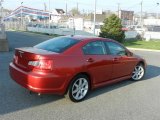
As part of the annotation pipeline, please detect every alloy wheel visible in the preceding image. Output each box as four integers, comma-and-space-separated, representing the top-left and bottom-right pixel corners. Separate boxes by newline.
132, 64, 145, 80
71, 78, 89, 101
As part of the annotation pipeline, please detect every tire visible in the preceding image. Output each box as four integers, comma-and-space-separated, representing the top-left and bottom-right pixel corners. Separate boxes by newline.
131, 64, 145, 81
65, 74, 90, 102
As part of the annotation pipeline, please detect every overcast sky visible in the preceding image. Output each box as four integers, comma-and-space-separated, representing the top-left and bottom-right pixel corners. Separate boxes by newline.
2, 0, 160, 13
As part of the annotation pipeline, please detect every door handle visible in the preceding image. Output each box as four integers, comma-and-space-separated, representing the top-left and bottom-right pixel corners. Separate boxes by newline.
86, 58, 94, 62
113, 57, 119, 61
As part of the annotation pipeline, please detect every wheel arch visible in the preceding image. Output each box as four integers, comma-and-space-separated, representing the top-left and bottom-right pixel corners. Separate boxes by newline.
64, 72, 92, 95
138, 60, 145, 68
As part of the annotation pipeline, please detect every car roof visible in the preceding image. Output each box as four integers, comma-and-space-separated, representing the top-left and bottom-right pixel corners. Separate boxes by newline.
65, 35, 124, 47
65, 35, 110, 41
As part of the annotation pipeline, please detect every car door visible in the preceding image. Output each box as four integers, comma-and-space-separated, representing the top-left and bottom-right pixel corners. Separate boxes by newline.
105, 41, 134, 79
83, 41, 113, 84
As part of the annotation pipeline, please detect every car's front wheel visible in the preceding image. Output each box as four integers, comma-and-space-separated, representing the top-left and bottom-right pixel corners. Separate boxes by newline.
131, 64, 145, 81
66, 75, 90, 102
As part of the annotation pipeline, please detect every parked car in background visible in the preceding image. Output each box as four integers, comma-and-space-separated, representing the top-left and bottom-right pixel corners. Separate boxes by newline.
9, 36, 146, 102
122, 25, 129, 31
134, 25, 146, 34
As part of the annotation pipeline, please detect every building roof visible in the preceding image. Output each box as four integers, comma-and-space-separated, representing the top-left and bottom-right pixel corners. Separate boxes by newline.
4, 6, 49, 20
55, 9, 65, 14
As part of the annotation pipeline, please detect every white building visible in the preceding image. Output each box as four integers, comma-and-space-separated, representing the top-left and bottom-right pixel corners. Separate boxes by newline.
50, 9, 65, 23
144, 18, 160, 26
67, 18, 84, 30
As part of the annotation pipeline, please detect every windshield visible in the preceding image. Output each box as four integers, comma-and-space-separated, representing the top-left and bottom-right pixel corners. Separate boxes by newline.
34, 37, 80, 53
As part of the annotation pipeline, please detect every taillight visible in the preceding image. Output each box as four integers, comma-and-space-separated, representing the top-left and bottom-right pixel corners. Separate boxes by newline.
28, 60, 53, 70
13, 55, 18, 64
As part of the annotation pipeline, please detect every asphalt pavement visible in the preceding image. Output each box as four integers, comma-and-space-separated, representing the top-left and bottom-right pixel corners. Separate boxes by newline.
0, 31, 160, 120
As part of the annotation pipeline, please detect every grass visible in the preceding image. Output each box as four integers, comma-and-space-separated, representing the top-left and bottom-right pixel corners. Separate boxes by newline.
123, 40, 160, 50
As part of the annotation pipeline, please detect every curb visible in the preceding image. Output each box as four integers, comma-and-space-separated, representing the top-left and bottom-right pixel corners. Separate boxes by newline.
127, 47, 160, 52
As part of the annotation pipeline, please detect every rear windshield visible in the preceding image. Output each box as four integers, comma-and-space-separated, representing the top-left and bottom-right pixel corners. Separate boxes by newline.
34, 37, 80, 53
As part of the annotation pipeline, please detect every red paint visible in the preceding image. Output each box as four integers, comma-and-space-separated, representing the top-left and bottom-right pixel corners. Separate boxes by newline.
9, 36, 146, 95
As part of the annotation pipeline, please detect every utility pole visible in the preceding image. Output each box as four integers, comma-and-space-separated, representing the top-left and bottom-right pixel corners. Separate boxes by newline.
1, 5, 4, 22
65, 0, 67, 15
21, 2, 23, 30
44, 2, 47, 11
48, 0, 50, 29
0, 0, 3, 23
118, 3, 120, 18
93, 0, 96, 35
157, 3, 159, 19
77, 2, 79, 12
140, 1, 143, 26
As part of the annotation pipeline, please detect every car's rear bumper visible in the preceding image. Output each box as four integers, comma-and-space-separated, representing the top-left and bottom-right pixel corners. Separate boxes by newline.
9, 62, 68, 95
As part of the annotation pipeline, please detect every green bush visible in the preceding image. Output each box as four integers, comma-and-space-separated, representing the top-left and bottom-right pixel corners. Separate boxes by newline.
99, 14, 125, 43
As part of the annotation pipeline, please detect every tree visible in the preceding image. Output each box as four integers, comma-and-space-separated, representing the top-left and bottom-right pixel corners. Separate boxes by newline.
70, 8, 80, 16
99, 14, 125, 43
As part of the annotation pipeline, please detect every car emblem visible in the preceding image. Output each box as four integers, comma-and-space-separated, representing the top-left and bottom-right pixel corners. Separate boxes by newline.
19, 51, 24, 58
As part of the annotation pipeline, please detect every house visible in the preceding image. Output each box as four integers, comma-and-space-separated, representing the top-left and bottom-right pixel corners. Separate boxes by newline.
50, 9, 65, 23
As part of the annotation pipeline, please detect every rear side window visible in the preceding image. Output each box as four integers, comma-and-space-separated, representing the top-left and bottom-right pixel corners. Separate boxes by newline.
83, 41, 106, 55
105, 42, 126, 56
34, 37, 80, 53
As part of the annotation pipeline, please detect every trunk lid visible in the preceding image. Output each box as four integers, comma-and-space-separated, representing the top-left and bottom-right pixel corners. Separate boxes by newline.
14, 47, 58, 71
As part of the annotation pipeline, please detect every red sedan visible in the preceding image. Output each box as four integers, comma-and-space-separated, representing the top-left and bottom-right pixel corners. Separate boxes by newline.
9, 36, 146, 102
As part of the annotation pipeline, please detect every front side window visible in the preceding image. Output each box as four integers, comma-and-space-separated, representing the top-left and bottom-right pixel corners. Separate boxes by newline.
34, 37, 80, 53
83, 41, 106, 55
105, 42, 126, 56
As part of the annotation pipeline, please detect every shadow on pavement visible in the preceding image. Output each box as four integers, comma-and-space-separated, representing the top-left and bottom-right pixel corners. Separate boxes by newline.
1, 63, 159, 115
143, 65, 160, 80
0, 82, 64, 115
1, 32, 160, 115
87, 65, 160, 100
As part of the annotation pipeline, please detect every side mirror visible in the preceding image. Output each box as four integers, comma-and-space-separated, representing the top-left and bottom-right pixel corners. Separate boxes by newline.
127, 50, 133, 56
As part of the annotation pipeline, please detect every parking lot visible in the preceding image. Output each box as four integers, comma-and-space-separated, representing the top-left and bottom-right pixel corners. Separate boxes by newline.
0, 31, 160, 120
